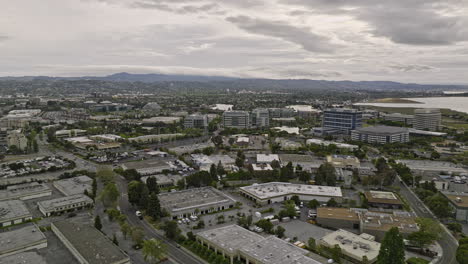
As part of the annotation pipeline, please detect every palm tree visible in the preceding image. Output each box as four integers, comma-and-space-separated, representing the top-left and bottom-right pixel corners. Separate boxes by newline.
142, 239, 167, 264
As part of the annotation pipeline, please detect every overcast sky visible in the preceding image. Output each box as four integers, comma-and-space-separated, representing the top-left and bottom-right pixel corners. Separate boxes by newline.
1, 0, 468, 83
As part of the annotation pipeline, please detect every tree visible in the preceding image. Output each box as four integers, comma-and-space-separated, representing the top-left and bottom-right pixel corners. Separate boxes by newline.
217, 161, 226, 176
425, 194, 452, 218
138, 184, 150, 209
147, 193, 162, 220
92, 178, 97, 198
315, 163, 336, 186
121, 222, 131, 240
128, 181, 143, 205
142, 239, 167, 264
112, 233, 119, 245
271, 159, 281, 169
447, 222, 462, 233
235, 156, 244, 167
298, 171, 311, 183
94, 215, 102, 231
99, 183, 119, 208
326, 198, 338, 207
308, 199, 320, 209
162, 221, 181, 240
131, 226, 145, 246
212, 135, 223, 146
408, 218, 441, 249
408, 231, 437, 249
146, 176, 159, 194
256, 219, 274, 233
377, 227, 405, 264
275, 226, 285, 238
308, 237, 316, 251
457, 239, 468, 264
210, 164, 217, 180
290, 195, 301, 205
97, 167, 115, 185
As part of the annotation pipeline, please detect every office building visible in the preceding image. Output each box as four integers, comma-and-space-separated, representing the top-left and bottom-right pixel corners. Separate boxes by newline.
441, 192, 468, 222
251, 108, 270, 128
364, 191, 404, 209
158, 187, 236, 219
0, 200, 32, 227
222, 111, 250, 129
52, 221, 130, 264
322, 108, 362, 133
240, 182, 342, 205
0, 182, 52, 201
184, 114, 208, 129
413, 108, 441, 131
0, 224, 47, 257
37, 194, 94, 217
351, 126, 409, 144
6, 130, 27, 151
53, 175, 93, 196
318, 229, 380, 263
268, 108, 295, 118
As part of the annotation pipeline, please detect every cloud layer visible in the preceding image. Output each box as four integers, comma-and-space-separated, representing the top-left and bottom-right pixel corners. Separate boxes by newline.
0, 0, 467, 83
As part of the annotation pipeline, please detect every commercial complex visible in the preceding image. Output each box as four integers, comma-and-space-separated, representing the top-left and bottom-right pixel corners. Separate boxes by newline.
441, 192, 468, 222
322, 108, 362, 134
196, 225, 322, 264
318, 229, 380, 263
351, 126, 409, 144
364, 191, 404, 209
0, 182, 52, 201
52, 221, 130, 264
239, 182, 342, 205
37, 194, 94, 217
316, 208, 418, 241
413, 108, 441, 131
0, 224, 47, 257
222, 111, 250, 129
0, 200, 32, 227
53, 175, 93, 196
250, 108, 270, 128
184, 114, 208, 128
158, 187, 237, 219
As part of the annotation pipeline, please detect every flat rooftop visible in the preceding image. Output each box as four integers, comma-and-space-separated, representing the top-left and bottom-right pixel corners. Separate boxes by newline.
354, 126, 408, 135
0, 200, 31, 221
122, 159, 171, 170
158, 187, 236, 213
240, 182, 342, 200
442, 192, 468, 208
317, 207, 359, 221
365, 191, 403, 205
0, 252, 47, 264
278, 154, 319, 163
0, 224, 47, 254
197, 225, 264, 255
38, 194, 93, 212
240, 236, 321, 264
320, 229, 380, 261
0, 182, 51, 201
361, 211, 418, 233
53, 175, 93, 196
52, 221, 129, 264
397, 160, 467, 173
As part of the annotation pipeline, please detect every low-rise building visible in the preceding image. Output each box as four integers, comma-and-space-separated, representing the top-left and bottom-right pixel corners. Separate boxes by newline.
0, 182, 52, 201
397, 159, 467, 177
55, 129, 87, 139
89, 134, 122, 142
141, 174, 183, 189
121, 159, 172, 175
240, 182, 342, 205
52, 221, 130, 264
6, 130, 27, 151
364, 191, 404, 209
318, 229, 380, 263
256, 154, 280, 164
158, 187, 236, 219
351, 126, 409, 144
0, 224, 47, 257
441, 192, 468, 222
0, 251, 47, 264
142, 116, 181, 125
184, 114, 208, 128
197, 225, 323, 264
128, 133, 182, 144
327, 154, 360, 168
0, 200, 32, 227
37, 194, 94, 217
316, 207, 361, 230
306, 138, 358, 151
53, 175, 93, 196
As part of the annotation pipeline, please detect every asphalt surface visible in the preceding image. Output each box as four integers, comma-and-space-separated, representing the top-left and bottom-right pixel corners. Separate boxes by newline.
396, 177, 459, 264
116, 175, 206, 264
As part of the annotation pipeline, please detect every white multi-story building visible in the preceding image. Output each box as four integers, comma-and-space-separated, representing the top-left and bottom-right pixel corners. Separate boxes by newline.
184, 114, 208, 128
351, 126, 409, 144
6, 129, 28, 150
413, 108, 441, 131
222, 111, 250, 129
251, 108, 269, 128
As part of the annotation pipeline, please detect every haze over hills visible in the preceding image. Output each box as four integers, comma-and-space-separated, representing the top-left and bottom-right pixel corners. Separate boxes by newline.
1, 72, 467, 92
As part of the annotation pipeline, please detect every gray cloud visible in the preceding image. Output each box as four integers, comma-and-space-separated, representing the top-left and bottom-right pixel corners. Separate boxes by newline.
387, 64, 436, 72
0, 36, 9, 42
226, 16, 339, 53
131, 1, 219, 14
281, 0, 468, 45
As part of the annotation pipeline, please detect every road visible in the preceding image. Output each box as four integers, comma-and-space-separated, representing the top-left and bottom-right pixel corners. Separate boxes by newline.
116, 175, 206, 264
396, 177, 458, 264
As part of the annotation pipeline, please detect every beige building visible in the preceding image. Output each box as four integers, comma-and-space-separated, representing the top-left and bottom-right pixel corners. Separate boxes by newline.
6, 129, 28, 150
414, 108, 441, 131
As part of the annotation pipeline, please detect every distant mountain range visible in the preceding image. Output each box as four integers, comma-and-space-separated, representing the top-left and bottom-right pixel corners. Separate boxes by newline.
1, 72, 467, 91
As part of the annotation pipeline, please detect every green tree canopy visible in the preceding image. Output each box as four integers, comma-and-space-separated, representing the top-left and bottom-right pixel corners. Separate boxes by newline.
377, 227, 405, 264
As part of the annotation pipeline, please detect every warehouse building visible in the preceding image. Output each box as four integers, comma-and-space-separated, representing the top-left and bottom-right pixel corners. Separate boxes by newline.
364, 191, 404, 209
53, 175, 93, 196
351, 126, 409, 144
196, 225, 323, 264
158, 187, 237, 219
239, 182, 342, 205
318, 229, 380, 263
0, 224, 47, 257
0, 182, 52, 201
37, 194, 93, 217
0, 200, 32, 227
52, 221, 130, 264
